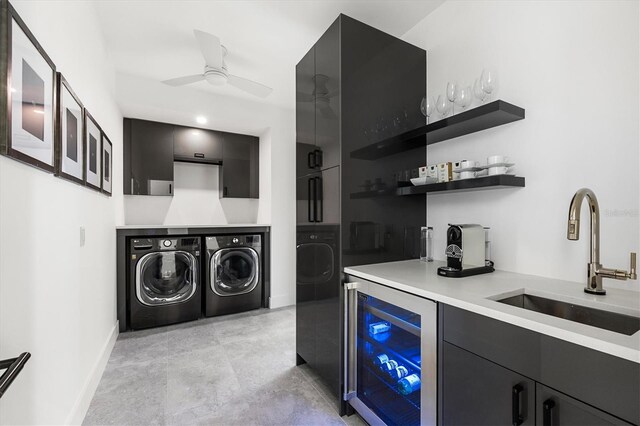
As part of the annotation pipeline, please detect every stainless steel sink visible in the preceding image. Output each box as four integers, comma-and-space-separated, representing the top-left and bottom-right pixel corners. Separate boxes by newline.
496, 293, 640, 336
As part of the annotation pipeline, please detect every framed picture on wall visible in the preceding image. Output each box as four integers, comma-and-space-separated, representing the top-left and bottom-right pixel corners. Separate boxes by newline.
101, 133, 112, 196
84, 110, 102, 191
0, 0, 56, 172
55, 73, 84, 185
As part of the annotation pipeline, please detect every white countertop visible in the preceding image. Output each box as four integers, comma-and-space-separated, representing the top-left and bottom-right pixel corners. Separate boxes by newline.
344, 260, 640, 363
116, 224, 270, 230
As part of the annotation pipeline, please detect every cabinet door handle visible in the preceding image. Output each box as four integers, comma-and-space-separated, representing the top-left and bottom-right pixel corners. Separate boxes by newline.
343, 281, 359, 400
194, 153, 205, 158
169, 183, 172, 195
308, 152, 314, 169
543, 398, 555, 426
315, 177, 323, 223
512, 384, 524, 426
314, 149, 323, 168
307, 178, 315, 223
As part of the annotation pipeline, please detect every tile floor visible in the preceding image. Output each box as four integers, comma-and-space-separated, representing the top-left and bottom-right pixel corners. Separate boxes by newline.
84, 306, 366, 425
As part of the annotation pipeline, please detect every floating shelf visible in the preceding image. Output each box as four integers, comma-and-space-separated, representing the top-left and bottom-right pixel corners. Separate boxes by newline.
350, 175, 525, 198
350, 100, 525, 160
397, 175, 525, 195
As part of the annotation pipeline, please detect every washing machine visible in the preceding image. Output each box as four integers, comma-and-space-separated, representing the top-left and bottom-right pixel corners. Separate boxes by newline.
129, 237, 201, 329
205, 234, 263, 317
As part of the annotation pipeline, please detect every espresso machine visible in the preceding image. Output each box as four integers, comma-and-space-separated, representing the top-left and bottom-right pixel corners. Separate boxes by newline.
437, 224, 494, 277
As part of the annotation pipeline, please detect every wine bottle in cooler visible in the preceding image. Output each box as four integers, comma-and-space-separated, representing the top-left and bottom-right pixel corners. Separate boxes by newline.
398, 373, 421, 395
373, 354, 389, 366
379, 360, 398, 374
389, 365, 409, 380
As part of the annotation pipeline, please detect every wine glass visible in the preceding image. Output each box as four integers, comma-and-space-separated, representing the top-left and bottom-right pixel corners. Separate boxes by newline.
473, 78, 486, 103
455, 86, 472, 112
446, 82, 457, 115
420, 96, 435, 123
436, 94, 449, 118
480, 69, 495, 101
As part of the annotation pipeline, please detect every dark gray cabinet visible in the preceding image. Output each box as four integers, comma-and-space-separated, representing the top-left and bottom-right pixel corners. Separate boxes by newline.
124, 118, 259, 198
443, 342, 535, 426
219, 132, 259, 198
124, 118, 174, 195
440, 304, 640, 426
536, 384, 631, 426
173, 127, 222, 165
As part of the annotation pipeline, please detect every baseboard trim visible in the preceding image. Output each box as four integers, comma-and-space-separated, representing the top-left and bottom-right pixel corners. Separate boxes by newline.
270, 294, 295, 309
66, 321, 119, 425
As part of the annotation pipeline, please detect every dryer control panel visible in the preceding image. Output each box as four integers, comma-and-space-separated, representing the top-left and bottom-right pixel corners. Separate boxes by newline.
131, 237, 201, 252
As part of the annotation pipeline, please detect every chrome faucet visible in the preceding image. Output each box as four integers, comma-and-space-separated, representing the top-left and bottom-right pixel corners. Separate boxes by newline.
567, 188, 637, 294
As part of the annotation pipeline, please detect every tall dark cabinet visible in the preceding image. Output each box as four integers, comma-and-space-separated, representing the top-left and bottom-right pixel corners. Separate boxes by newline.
295, 14, 426, 414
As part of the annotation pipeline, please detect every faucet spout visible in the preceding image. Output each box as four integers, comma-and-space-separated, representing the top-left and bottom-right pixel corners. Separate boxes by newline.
567, 188, 600, 265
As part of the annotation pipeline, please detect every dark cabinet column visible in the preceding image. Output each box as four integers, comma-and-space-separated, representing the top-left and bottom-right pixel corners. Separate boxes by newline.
535, 384, 631, 426
219, 133, 259, 198
124, 118, 174, 195
442, 342, 536, 426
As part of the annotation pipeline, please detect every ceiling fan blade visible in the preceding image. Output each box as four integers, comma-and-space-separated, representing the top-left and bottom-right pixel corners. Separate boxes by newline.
228, 74, 273, 98
194, 29, 223, 69
162, 74, 205, 86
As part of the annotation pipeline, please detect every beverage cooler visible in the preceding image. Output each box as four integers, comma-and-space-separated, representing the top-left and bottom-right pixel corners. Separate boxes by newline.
344, 278, 437, 425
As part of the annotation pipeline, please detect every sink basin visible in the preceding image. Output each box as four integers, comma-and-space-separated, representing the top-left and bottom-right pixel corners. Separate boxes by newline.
496, 293, 640, 336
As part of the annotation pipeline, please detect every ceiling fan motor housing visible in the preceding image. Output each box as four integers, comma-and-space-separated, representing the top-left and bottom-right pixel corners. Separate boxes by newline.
204, 65, 228, 85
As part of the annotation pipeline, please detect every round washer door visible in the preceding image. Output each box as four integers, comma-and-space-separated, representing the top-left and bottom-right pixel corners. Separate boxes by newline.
211, 247, 260, 296
136, 251, 198, 306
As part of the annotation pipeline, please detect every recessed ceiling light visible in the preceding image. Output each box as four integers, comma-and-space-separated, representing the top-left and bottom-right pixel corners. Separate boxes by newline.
196, 116, 207, 125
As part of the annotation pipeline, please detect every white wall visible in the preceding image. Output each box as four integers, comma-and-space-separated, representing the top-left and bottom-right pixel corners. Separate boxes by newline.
124, 162, 260, 225
0, 1, 122, 424
115, 73, 296, 307
403, 0, 640, 290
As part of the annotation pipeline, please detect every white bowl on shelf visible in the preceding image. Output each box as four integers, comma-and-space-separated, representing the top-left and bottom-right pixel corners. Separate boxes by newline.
410, 176, 438, 186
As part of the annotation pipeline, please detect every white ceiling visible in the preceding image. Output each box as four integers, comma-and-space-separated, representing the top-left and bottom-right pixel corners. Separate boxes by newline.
95, 0, 443, 109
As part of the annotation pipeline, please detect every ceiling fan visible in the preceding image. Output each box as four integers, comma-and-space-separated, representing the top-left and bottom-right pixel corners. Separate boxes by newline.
162, 30, 273, 98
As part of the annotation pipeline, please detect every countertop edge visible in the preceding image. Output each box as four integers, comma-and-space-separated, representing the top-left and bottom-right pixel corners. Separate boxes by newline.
116, 224, 271, 230
344, 266, 640, 364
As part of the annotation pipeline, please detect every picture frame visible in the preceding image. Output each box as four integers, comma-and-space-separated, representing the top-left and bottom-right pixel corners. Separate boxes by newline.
101, 133, 112, 196
0, 0, 57, 173
55, 73, 85, 185
84, 109, 102, 191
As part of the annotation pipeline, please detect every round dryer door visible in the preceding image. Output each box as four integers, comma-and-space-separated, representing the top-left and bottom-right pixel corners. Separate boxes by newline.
211, 248, 260, 296
136, 251, 198, 306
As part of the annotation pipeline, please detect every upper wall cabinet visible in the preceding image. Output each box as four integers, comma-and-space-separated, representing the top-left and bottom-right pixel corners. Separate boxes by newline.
124, 118, 174, 195
219, 132, 259, 199
295, 19, 340, 178
124, 118, 259, 198
173, 126, 223, 165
